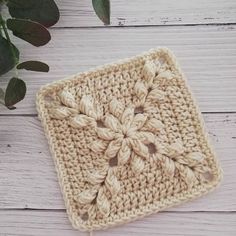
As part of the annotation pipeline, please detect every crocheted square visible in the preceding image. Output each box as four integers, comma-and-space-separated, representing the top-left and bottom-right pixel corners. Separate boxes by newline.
36, 48, 222, 231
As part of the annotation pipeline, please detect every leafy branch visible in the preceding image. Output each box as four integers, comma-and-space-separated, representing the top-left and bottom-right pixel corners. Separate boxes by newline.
0, 0, 59, 109
0, 0, 110, 109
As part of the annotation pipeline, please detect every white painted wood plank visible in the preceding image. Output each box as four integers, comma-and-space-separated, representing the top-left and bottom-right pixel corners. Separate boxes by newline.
0, 25, 236, 114
56, 0, 236, 27
2, 0, 236, 27
0, 210, 235, 236
0, 114, 235, 211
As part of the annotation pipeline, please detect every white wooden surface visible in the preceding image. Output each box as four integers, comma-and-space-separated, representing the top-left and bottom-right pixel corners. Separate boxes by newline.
0, 211, 235, 236
1, 25, 236, 114
56, 0, 236, 27
0, 0, 236, 235
0, 113, 235, 211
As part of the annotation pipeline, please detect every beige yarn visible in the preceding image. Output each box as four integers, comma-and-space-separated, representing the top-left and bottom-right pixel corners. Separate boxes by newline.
36, 47, 222, 231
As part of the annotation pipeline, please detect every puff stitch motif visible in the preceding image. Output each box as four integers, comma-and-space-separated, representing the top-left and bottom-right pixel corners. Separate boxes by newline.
36, 48, 222, 231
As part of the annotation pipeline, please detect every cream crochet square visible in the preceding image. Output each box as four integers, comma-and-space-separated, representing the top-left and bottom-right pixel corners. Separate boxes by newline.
36, 48, 222, 231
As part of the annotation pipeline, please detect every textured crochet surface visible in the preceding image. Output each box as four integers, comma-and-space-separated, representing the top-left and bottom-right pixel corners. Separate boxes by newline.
36, 48, 222, 231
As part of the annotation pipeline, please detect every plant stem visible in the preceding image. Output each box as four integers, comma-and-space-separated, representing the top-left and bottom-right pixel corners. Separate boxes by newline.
0, 13, 19, 76
0, 3, 3, 36
0, 14, 10, 42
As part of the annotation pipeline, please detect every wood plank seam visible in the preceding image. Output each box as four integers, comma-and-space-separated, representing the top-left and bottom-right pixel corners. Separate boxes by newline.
51, 22, 236, 29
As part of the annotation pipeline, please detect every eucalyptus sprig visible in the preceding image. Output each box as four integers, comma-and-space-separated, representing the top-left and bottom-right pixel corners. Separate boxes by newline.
0, 0, 110, 110
0, 0, 59, 109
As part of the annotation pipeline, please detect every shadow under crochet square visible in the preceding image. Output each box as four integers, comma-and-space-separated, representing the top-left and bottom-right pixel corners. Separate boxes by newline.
36, 48, 222, 231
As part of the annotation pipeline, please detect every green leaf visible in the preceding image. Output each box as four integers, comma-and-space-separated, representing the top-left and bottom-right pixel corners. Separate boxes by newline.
0, 35, 19, 76
7, 19, 51, 47
17, 60, 49, 72
4, 77, 26, 107
92, 0, 110, 25
7, 0, 60, 27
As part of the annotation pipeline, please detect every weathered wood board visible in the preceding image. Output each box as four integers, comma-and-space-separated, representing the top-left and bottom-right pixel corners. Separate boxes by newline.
0, 25, 236, 114
56, 0, 236, 27
0, 114, 235, 210
0, 210, 235, 236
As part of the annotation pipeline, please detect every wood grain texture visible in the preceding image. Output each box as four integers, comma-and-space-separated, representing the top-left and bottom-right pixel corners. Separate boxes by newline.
0, 25, 236, 114
2, 0, 236, 27
55, 0, 236, 27
0, 114, 235, 210
2, 0, 236, 28
1, 1, 236, 234
0, 210, 235, 236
